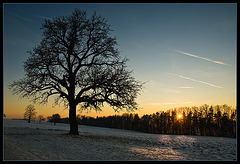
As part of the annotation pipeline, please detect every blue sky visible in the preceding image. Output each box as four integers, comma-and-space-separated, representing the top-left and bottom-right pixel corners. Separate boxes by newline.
3, 3, 237, 118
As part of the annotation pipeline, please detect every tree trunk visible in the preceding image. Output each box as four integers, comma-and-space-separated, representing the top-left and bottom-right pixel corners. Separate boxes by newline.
69, 101, 79, 135
28, 116, 31, 123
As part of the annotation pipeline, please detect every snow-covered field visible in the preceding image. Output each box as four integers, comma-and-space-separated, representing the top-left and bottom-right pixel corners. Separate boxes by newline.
4, 119, 236, 161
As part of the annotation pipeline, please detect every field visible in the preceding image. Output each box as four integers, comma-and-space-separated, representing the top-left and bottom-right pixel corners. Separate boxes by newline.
4, 119, 236, 161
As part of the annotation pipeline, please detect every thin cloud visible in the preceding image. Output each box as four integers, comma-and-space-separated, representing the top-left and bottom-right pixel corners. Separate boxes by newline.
184, 102, 195, 104
151, 102, 176, 105
161, 88, 181, 93
175, 50, 228, 66
147, 80, 164, 86
179, 86, 194, 89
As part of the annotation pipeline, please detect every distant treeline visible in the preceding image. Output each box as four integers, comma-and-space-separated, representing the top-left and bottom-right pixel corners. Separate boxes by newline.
48, 104, 236, 138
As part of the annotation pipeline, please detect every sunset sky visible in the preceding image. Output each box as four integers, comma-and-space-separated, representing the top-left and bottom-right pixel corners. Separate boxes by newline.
3, 3, 236, 119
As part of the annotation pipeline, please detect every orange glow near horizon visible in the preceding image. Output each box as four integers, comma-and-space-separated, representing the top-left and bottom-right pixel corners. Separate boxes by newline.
177, 114, 182, 119
4, 85, 236, 119
4, 93, 237, 120
3, 95, 141, 119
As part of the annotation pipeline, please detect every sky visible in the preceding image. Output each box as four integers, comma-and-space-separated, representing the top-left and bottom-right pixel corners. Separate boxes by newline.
3, 3, 237, 119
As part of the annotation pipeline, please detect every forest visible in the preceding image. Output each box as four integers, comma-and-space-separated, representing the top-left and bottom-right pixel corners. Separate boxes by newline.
47, 104, 236, 138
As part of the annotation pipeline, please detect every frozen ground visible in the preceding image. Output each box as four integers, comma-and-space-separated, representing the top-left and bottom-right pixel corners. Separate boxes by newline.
4, 119, 236, 161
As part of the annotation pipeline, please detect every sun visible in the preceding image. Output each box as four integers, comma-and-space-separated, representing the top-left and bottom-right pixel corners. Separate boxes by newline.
177, 114, 182, 119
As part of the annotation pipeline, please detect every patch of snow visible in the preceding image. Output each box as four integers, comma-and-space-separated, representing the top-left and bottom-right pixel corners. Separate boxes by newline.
4, 119, 236, 161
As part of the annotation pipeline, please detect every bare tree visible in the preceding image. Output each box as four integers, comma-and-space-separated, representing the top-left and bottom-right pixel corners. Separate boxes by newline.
38, 115, 45, 123
50, 113, 61, 125
9, 9, 143, 135
24, 104, 37, 123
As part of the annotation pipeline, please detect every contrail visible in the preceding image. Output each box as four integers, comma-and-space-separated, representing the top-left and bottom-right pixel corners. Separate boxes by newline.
177, 74, 223, 89
6, 11, 35, 23
33, 14, 54, 20
175, 50, 228, 65
165, 73, 223, 89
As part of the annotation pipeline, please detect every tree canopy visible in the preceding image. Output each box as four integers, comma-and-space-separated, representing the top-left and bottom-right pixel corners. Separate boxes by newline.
9, 9, 143, 134
24, 104, 37, 123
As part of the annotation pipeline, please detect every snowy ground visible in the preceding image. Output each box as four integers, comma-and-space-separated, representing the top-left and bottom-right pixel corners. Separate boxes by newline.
4, 119, 236, 161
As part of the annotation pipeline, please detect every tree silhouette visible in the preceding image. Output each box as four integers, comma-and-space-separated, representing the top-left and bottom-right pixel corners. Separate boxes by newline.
73, 104, 236, 138
49, 113, 61, 125
9, 9, 143, 135
24, 104, 37, 123
38, 115, 45, 123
